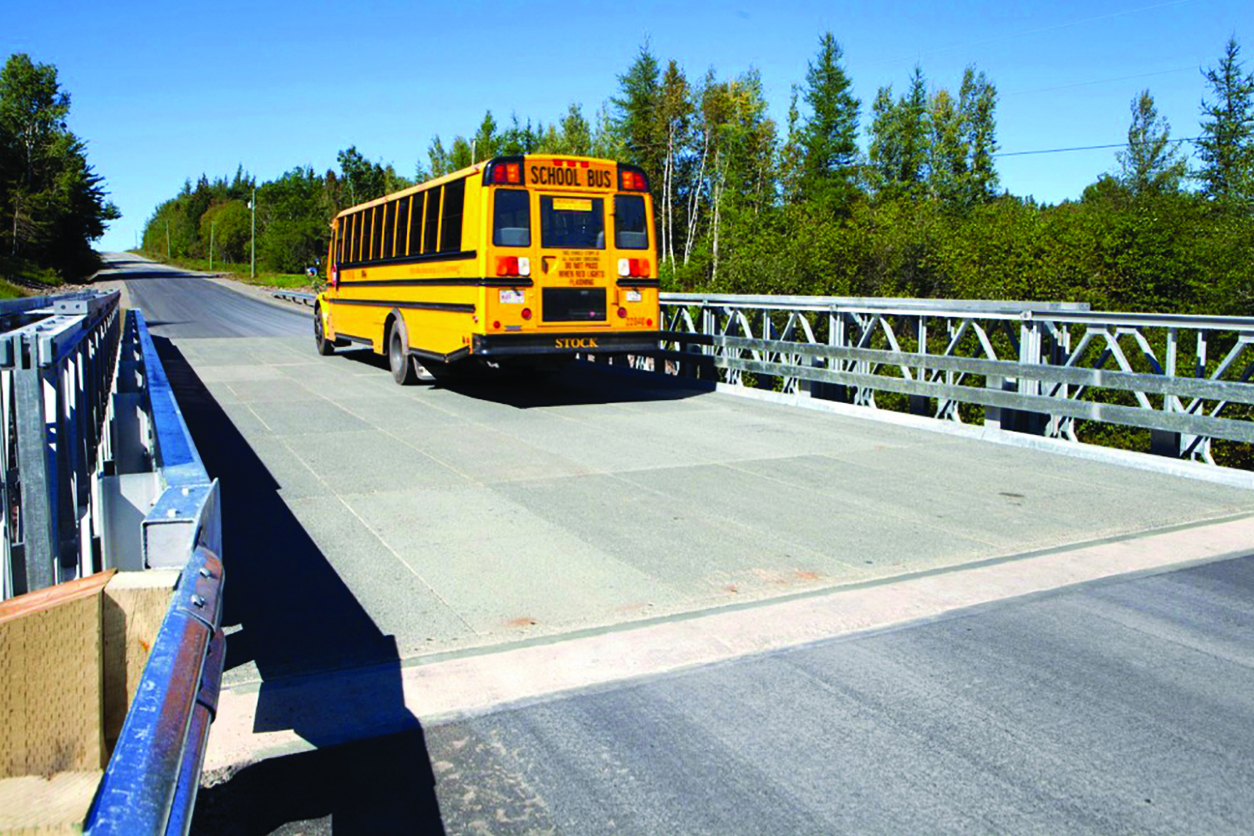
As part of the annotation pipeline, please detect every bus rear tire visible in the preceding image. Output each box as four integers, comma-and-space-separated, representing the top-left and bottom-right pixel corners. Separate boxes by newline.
315, 307, 335, 356
389, 328, 418, 385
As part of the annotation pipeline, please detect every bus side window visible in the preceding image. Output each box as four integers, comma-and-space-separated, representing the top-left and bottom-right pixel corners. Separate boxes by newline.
354, 211, 366, 263
395, 196, 411, 257
440, 178, 465, 253
410, 193, 426, 254
423, 186, 442, 256
368, 208, 378, 263
382, 201, 395, 260
493, 189, 530, 247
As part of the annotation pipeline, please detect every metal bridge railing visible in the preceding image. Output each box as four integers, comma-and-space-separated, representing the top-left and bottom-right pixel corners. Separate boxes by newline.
85, 308, 223, 835
268, 288, 1254, 478
648, 294, 1254, 474
0, 291, 122, 597
0, 290, 224, 835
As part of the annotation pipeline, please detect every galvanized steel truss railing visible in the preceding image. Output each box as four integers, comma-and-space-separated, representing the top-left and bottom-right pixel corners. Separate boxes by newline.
0, 291, 122, 597
649, 294, 1254, 468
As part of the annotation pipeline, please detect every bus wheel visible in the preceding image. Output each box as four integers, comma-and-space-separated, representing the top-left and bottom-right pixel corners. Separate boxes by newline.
314, 307, 335, 356
389, 328, 418, 385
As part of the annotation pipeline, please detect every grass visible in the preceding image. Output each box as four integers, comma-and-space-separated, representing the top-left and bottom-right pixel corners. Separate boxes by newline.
135, 252, 319, 291
0, 255, 67, 297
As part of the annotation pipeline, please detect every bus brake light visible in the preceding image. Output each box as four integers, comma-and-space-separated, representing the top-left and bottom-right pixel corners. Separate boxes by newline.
496, 256, 530, 277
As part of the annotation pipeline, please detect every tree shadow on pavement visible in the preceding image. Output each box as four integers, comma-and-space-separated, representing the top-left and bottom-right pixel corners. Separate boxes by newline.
152, 336, 446, 835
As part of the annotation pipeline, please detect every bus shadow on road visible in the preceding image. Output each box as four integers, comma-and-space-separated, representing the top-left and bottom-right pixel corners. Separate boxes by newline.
335, 346, 713, 409
153, 336, 447, 835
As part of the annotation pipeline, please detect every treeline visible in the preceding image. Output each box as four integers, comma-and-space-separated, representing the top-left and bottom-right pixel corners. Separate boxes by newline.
144, 34, 1254, 314
0, 54, 119, 283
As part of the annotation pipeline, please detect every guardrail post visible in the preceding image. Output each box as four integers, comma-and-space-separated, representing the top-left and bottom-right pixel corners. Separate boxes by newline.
14, 337, 59, 592
1151, 327, 1182, 457
908, 314, 929, 416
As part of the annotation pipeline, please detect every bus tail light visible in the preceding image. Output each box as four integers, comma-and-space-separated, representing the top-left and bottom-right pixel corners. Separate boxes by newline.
496, 256, 532, 278
521, 307, 533, 321
617, 307, 627, 319
617, 258, 651, 278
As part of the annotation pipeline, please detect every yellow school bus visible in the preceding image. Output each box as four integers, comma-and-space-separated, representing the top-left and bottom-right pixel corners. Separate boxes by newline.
314, 155, 660, 383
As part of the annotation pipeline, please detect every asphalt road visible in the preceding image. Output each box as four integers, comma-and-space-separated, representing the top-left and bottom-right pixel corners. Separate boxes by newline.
192, 553, 1254, 835
100, 254, 1254, 834
99, 253, 308, 338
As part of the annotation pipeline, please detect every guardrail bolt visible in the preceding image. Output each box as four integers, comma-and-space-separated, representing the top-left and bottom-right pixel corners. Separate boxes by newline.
198, 567, 213, 579
191, 594, 206, 608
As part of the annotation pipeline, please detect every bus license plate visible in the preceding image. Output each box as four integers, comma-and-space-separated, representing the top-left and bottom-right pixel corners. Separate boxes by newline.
499, 290, 525, 304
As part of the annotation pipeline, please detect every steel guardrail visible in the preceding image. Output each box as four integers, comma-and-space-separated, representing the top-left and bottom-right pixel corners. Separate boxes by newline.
84, 309, 223, 836
271, 287, 1254, 474
0, 290, 121, 597
654, 294, 1254, 474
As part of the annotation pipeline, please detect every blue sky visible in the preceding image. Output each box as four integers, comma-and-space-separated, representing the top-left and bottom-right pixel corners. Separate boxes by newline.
4, 0, 1250, 252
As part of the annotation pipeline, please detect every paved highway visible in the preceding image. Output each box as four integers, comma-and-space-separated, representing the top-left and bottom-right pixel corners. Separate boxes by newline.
101, 254, 1254, 833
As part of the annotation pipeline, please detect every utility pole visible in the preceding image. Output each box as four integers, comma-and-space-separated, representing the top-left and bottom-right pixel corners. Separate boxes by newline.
249, 187, 256, 279
209, 219, 215, 272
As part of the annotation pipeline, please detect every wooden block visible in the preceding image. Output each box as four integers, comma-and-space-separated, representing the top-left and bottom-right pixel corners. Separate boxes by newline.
0, 571, 114, 780
101, 570, 178, 755
0, 770, 103, 835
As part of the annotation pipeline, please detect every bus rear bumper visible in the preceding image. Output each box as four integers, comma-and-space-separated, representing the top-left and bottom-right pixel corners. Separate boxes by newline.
472, 331, 660, 357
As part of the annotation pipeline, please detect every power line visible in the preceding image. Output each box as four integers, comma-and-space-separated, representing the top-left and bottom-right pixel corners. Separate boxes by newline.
995, 136, 1201, 158
1004, 66, 1195, 97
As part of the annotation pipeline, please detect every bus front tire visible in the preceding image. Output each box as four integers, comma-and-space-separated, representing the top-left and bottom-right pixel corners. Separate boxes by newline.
389, 329, 418, 385
314, 308, 336, 356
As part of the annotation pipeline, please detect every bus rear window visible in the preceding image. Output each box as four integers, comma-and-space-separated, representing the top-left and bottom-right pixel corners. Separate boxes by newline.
614, 195, 649, 249
493, 190, 530, 247
541, 196, 604, 250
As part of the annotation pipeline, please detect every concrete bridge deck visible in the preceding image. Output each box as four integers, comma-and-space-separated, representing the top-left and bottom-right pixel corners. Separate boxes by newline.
101, 254, 1254, 834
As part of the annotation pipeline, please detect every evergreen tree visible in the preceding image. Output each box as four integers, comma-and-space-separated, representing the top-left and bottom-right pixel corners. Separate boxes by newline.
559, 103, 592, 155
612, 44, 663, 180
427, 136, 451, 178
336, 146, 387, 204
928, 88, 966, 204
0, 53, 117, 275
869, 66, 930, 199
448, 136, 473, 170
959, 67, 998, 203
1117, 89, 1187, 196
473, 111, 499, 162
797, 32, 860, 208
1197, 36, 1254, 205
